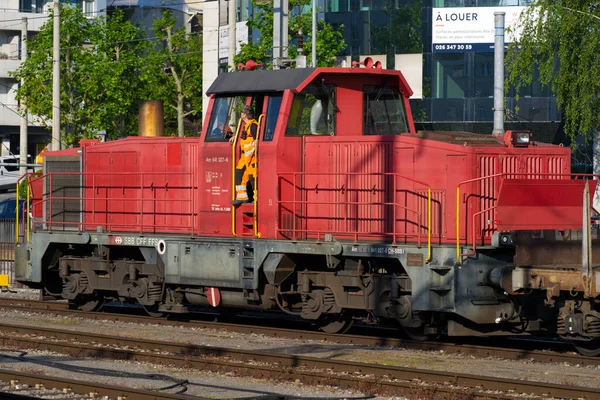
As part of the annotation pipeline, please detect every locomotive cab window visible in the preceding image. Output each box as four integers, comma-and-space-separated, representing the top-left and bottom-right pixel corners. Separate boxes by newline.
263, 94, 283, 141
363, 86, 408, 135
286, 84, 336, 136
206, 96, 248, 142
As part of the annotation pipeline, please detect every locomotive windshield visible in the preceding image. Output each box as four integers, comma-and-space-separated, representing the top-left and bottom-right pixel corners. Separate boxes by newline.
286, 84, 336, 136
206, 96, 247, 141
363, 86, 408, 135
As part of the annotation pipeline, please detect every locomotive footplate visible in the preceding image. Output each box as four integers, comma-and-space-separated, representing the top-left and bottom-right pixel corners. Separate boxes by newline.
511, 267, 600, 299
509, 230, 600, 300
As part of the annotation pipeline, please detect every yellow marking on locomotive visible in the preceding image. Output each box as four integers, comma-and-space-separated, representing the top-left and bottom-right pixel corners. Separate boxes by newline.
0, 274, 9, 287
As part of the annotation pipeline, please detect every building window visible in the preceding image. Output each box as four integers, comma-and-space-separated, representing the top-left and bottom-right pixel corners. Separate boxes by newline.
20, 0, 46, 13
84, 0, 94, 14
74, 0, 94, 14
433, 53, 468, 99
473, 53, 493, 98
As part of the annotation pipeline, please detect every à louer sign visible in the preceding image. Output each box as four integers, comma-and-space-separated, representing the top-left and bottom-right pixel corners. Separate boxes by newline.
432, 7, 526, 53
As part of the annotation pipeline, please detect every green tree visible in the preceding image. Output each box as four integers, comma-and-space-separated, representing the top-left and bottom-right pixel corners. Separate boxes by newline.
142, 11, 203, 137
371, 0, 422, 68
88, 9, 151, 139
234, 0, 346, 68
506, 1, 600, 140
11, 5, 149, 145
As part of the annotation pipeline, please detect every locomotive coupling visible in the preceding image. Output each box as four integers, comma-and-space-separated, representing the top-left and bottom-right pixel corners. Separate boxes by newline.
482, 266, 513, 291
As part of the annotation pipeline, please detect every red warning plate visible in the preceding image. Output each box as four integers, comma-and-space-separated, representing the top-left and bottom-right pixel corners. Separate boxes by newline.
206, 287, 220, 307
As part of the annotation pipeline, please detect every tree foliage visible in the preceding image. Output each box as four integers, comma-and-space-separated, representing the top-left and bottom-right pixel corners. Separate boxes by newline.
12, 6, 204, 145
506, 1, 600, 140
371, 0, 422, 67
143, 11, 203, 137
12, 6, 149, 145
234, 0, 346, 68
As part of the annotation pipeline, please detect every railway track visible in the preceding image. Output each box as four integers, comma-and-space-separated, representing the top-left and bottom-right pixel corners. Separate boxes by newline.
0, 297, 594, 367
0, 367, 206, 399
0, 322, 599, 399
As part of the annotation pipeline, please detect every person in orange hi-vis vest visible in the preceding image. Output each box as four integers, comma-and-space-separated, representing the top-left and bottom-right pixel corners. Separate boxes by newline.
230, 105, 258, 206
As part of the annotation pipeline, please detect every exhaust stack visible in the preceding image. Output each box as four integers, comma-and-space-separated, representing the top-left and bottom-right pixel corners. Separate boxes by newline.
139, 100, 164, 137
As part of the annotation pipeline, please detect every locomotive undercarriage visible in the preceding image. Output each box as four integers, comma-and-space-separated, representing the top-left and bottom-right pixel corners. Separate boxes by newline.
16, 231, 600, 354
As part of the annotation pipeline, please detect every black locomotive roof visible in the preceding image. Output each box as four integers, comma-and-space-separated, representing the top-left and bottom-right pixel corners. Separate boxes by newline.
206, 68, 317, 95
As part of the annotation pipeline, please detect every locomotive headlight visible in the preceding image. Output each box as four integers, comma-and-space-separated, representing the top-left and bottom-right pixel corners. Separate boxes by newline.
503, 130, 532, 148
514, 131, 531, 145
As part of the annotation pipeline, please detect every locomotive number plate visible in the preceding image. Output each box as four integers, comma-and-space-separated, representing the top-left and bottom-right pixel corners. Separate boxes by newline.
406, 253, 424, 267
108, 235, 162, 247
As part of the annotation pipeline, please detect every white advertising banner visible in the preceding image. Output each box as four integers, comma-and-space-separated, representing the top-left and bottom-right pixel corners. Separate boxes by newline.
218, 21, 249, 60
432, 6, 526, 53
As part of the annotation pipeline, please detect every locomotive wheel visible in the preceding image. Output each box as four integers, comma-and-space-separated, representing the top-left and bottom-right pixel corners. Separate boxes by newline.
573, 339, 600, 357
318, 315, 354, 334
402, 325, 430, 341
69, 294, 104, 312
142, 304, 165, 318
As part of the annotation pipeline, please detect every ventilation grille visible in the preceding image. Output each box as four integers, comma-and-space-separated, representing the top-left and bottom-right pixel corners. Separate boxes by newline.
45, 156, 81, 231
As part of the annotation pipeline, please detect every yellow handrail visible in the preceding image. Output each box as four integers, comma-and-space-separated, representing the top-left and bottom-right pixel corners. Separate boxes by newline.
456, 187, 460, 265
26, 178, 30, 242
254, 114, 264, 238
231, 118, 243, 237
425, 188, 431, 263
15, 181, 19, 244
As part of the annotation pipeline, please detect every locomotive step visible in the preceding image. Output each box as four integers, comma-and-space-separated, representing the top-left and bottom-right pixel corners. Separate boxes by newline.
429, 286, 452, 292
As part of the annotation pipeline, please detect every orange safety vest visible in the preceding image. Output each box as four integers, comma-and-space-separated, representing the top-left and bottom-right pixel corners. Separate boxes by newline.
236, 119, 258, 173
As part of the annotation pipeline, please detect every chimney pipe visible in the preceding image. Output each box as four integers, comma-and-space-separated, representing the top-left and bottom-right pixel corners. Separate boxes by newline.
492, 12, 506, 136
139, 100, 164, 137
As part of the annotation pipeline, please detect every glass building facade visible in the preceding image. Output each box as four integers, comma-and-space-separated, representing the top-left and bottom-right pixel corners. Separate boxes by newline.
323, 0, 564, 144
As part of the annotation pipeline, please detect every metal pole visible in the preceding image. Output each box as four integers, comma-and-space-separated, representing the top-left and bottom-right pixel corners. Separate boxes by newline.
583, 180, 592, 297
311, 0, 316, 67
20, 17, 28, 176
52, 0, 61, 150
228, 0, 236, 70
281, 0, 288, 59
492, 11, 505, 136
273, 0, 281, 69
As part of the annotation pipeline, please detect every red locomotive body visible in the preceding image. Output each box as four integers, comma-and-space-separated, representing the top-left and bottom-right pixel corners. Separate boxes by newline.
16, 66, 600, 354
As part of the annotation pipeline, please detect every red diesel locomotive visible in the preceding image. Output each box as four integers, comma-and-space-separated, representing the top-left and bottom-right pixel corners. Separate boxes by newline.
15, 64, 600, 354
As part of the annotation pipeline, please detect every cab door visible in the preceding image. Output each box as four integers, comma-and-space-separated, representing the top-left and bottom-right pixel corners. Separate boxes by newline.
200, 95, 249, 236
253, 93, 283, 237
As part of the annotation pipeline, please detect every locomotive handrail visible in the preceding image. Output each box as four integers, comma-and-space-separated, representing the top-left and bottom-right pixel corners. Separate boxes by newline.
231, 117, 243, 237
15, 172, 36, 243
28, 171, 195, 234
277, 172, 432, 260
15, 174, 24, 243
277, 199, 423, 245
254, 114, 265, 238
455, 172, 600, 264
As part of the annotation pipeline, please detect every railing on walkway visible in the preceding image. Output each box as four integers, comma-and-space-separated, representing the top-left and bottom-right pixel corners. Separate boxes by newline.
277, 172, 432, 262
0, 218, 16, 284
17, 171, 197, 237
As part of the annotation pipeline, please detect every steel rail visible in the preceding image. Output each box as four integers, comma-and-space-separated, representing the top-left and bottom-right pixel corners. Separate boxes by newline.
0, 298, 597, 367
0, 322, 598, 400
0, 367, 203, 400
